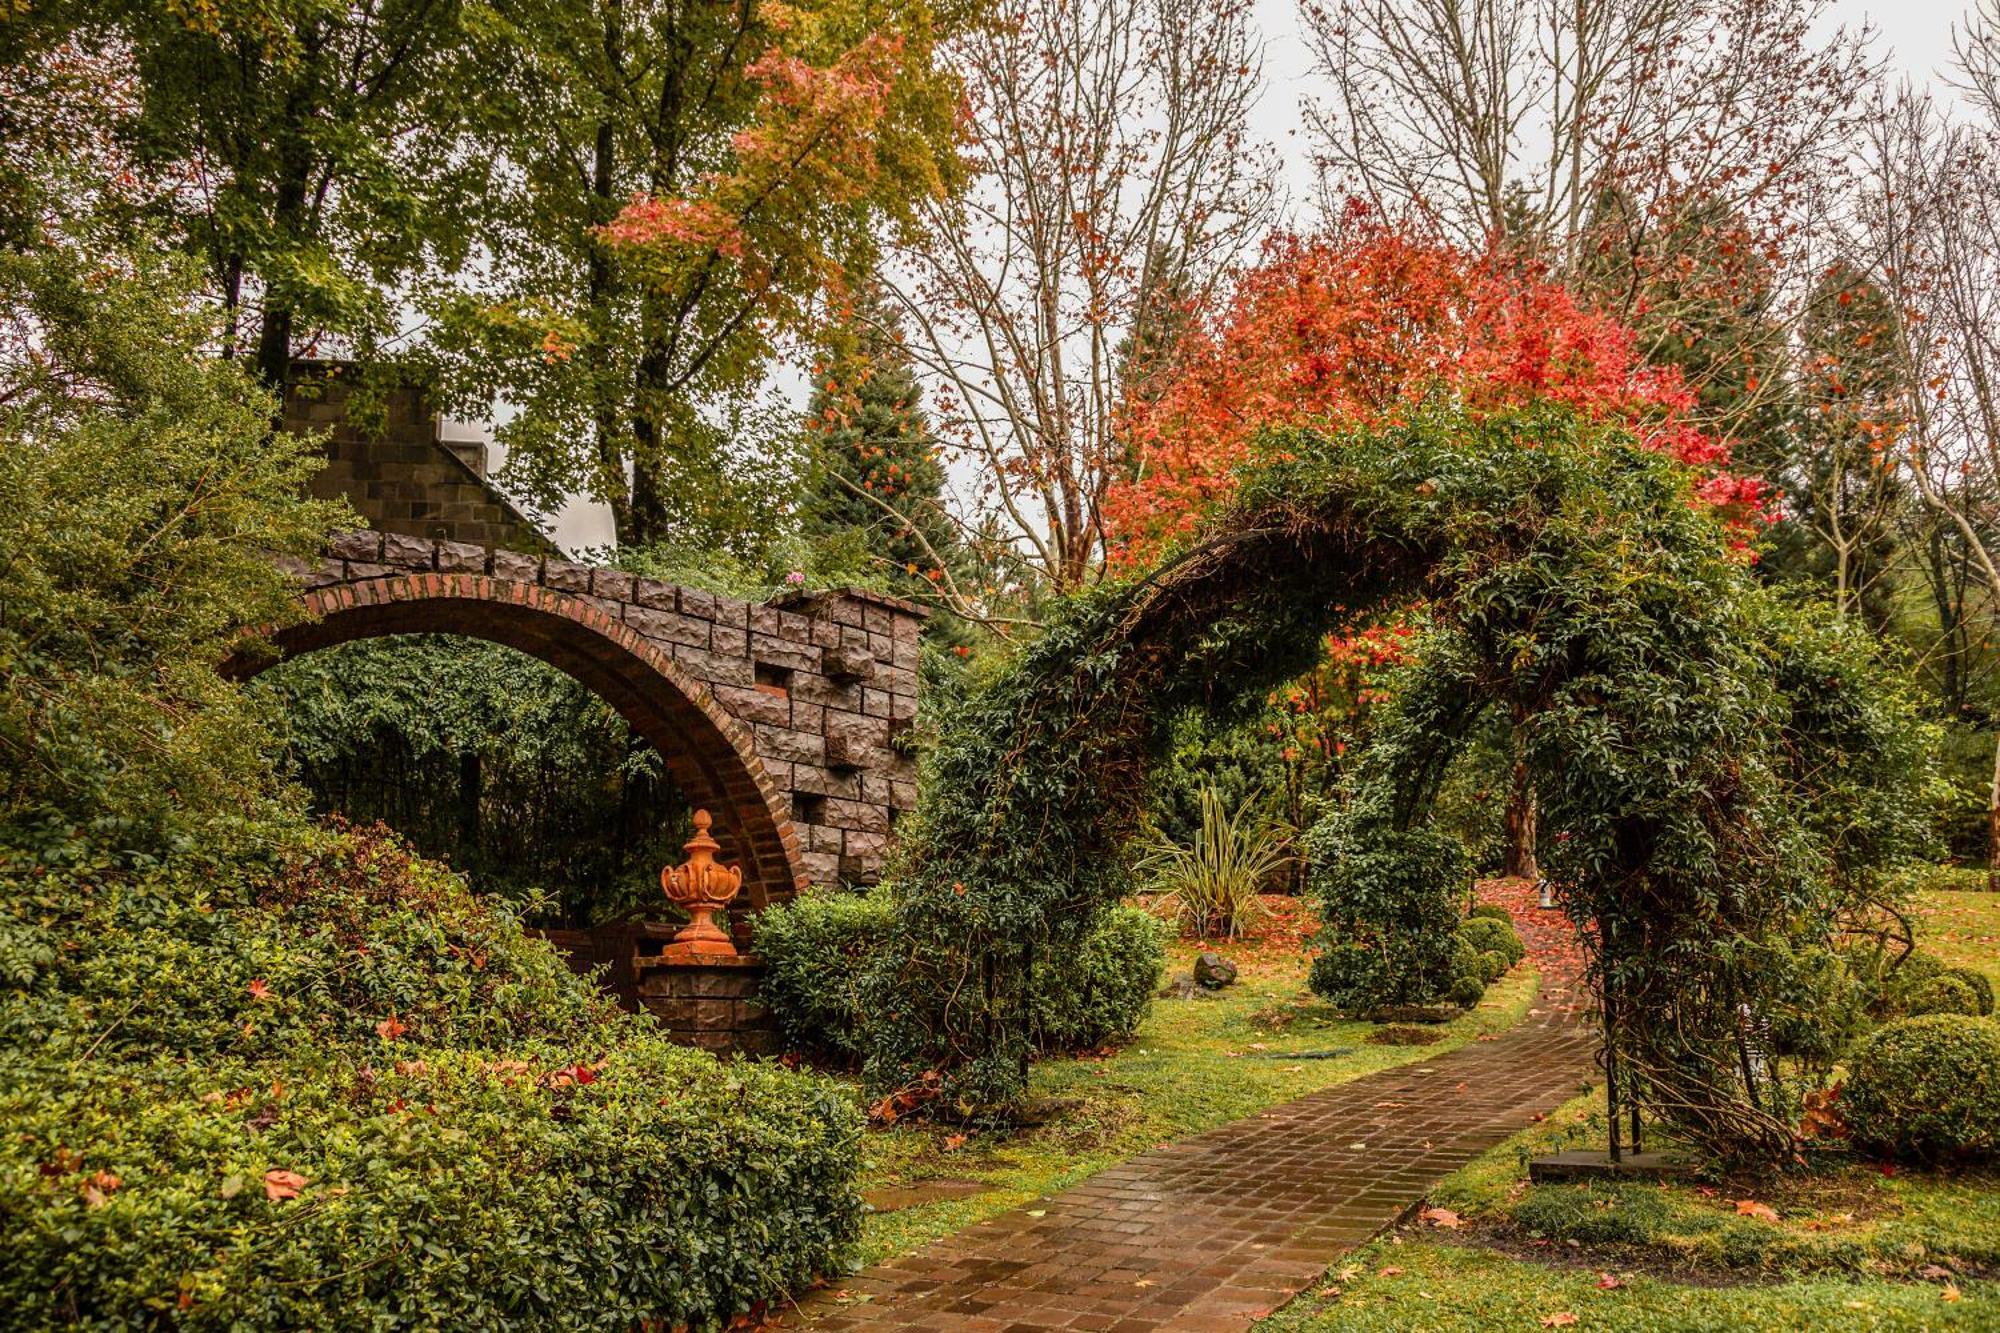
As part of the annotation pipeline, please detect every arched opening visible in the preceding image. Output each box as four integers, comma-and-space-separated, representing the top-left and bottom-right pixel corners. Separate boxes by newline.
235, 574, 808, 942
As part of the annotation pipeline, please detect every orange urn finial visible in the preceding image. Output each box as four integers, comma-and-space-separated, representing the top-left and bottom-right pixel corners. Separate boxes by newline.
661, 809, 744, 956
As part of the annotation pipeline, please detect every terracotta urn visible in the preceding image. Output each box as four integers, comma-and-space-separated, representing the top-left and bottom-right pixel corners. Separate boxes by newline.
661, 810, 745, 955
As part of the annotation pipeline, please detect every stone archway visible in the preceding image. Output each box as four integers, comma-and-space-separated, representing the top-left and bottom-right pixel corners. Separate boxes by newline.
244, 569, 807, 917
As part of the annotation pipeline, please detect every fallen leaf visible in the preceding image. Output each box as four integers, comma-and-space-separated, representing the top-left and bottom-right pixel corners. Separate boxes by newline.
375, 1015, 407, 1041
247, 979, 270, 1002
1134, 1279, 1155, 1288
1541, 1315, 1580, 1328
943, 1133, 968, 1151
1944, 1283, 1962, 1303
263, 1169, 306, 1201
1026, 1209, 1046, 1218
1596, 1273, 1623, 1290
1420, 1206, 1462, 1229
1349, 1142, 1368, 1150
1377, 1265, 1404, 1277
1920, 1264, 1954, 1280
1734, 1199, 1779, 1223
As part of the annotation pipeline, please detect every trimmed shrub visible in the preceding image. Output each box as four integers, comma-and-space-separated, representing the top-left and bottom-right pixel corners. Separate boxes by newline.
756, 892, 1166, 1060
1843, 1015, 2000, 1162
1447, 975, 1486, 1006
1458, 915, 1526, 968
1468, 903, 1513, 923
754, 889, 892, 1063
1308, 821, 1470, 1011
1477, 948, 1510, 983
1944, 966, 1996, 1017
1030, 906, 1170, 1049
0, 828, 863, 1328
1904, 973, 1984, 1018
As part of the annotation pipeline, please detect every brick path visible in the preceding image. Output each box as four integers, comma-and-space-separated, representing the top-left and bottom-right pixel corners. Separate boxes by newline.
792, 905, 1595, 1332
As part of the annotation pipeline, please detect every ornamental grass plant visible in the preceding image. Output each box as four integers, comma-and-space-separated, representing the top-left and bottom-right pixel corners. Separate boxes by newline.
1134, 786, 1290, 939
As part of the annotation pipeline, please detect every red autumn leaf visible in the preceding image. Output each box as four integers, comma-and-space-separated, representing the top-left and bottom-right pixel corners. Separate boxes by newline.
1377, 1266, 1404, 1277
1596, 1273, 1623, 1290
375, 1015, 407, 1041
263, 1169, 307, 1201
1419, 1206, 1462, 1229
1734, 1199, 1780, 1222
1542, 1315, 1580, 1328
246, 979, 271, 1002
943, 1132, 968, 1151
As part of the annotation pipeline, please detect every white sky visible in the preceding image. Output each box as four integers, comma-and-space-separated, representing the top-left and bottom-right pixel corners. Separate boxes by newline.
501, 0, 1979, 555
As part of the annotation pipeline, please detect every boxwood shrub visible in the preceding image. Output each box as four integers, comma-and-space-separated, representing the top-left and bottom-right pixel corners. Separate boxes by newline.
0, 827, 862, 1329
756, 890, 1166, 1062
1843, 1014, 2000, 1162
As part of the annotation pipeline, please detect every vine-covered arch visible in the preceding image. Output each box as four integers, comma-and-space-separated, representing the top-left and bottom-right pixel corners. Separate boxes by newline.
237, 571, 809, 918
866, 406, 1931, 1159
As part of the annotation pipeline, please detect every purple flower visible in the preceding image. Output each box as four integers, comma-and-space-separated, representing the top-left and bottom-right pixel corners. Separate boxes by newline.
784, 570, 806, 586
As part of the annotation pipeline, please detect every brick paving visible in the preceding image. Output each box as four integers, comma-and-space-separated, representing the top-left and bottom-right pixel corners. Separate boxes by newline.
790, 910, 1595, 1332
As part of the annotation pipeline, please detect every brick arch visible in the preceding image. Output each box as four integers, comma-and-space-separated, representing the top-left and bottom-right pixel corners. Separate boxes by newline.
242, 571, 808, 913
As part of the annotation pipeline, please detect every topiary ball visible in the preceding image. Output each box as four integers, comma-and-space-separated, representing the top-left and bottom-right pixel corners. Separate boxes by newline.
1942, 966, 1996, 1017
1478, 948, 1509, 983
1447, 974, 1486, 1007
1904, 974, 1983, 1018
1459, 915, 1525, 967
1844, 1014, 2000, 1162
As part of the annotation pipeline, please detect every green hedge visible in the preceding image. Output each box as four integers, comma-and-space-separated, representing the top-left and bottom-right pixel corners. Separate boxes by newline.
756, 890, 1166, 1063
0, 828, 862, 1329
1843, 1015, 2000, 1163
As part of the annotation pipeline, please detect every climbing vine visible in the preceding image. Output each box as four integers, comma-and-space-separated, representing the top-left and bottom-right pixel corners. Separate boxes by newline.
864, 404, 1935, 1158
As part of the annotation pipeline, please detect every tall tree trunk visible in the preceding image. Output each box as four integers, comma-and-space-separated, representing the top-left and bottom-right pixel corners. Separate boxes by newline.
1988, 731, 2000, 894
1503, 709, 1539, 880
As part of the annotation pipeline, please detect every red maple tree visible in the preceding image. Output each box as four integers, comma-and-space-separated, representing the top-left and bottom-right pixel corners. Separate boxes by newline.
1105, 211, 1771, 569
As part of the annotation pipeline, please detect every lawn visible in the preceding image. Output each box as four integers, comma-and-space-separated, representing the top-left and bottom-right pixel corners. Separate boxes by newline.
847, 895, 1542, 1266
1256, 886, 2000, 1330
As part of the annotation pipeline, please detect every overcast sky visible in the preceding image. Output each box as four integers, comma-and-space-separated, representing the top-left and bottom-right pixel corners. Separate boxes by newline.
516, 0, 1983, 554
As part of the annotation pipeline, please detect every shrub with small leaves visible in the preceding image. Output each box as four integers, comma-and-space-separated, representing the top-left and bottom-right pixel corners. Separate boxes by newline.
1843, 1015, 2000, 1162
1307, 820, 1470, 1011
1904, 973, 1985, 1018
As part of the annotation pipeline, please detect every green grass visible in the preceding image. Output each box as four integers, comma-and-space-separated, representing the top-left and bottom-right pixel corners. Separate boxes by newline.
1251, 889, 2000, 1328
1914, 889, 2000, 989
1256, 1238, 1998, 1330
849, 908, 1544, 1266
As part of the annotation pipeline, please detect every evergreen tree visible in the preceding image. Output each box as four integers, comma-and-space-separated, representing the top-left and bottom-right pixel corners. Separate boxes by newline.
802, 293, 958, 599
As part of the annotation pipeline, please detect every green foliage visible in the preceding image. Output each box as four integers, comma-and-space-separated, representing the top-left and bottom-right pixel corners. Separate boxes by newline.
1843, 1015, 2000, 1162
1027, 906, 1169, 1052
1306, 820, 1470, 1011
0, 826, 862, 1328
1468, 903, 1513, 922
253, 635, 688, 925
1945, 965, 1997, 1017
754, 889, 895, 1064
1457, 915, 1526, 968
1133, 786, 1288, 939
861, 404, 1939, 1159
802, 289, 961, 601
758, 891, 1164, 1067
1903, 973, 1984, 1017
0, 247, 345, 851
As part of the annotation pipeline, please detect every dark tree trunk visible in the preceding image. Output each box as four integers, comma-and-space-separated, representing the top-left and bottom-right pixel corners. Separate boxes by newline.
1502, 710, 1538, 881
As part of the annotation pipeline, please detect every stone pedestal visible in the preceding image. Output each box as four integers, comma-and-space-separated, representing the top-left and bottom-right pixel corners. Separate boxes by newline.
636, 954, 780, 1056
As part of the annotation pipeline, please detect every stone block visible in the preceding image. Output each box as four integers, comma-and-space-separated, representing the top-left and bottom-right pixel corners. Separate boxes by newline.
380, 532, 434, 569
822, 644, 877, 683
777, 609, 815, 644
801, 850, 843, 883
792, 674, 862, 709
750, 635, 820, 673
434, 540, 486, 573
755, 725, 825, 766
844, 829, 891, 859
669, 644, 754, 687
820, 798, 890, 834
714, 684, 792, 728
591, 569, 636, 602
790, 765, 861, 800
627, 605, 712, 648
492, 549, 541, 583
710, 624, 748, 656
825, 710, 889, 750
329, 530, 382, 562
633, 577, 678, 610
543, 558, 592, 593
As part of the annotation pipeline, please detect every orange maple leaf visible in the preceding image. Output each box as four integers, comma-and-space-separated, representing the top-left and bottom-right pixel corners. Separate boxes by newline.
1734, 1199, 1779, 1223
1541, 1315, 1580, 1328
375, 1015, 407, 1041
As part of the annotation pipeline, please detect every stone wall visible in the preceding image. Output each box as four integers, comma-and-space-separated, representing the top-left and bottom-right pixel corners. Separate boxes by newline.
281, 532, 925, 889
282, 362, 554, 553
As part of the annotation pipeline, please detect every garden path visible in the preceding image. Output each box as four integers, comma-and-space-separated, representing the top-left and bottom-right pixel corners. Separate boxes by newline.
789, 883, 1595, 1332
